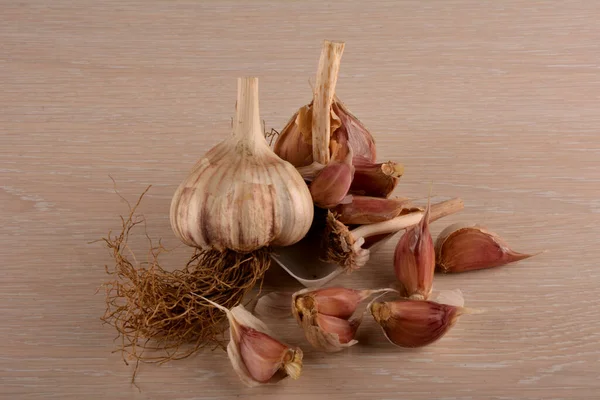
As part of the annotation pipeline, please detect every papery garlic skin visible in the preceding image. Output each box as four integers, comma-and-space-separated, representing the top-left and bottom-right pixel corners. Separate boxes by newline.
273, 104, 314, 168
170, 78, 313, 252
331, 99, 376, 164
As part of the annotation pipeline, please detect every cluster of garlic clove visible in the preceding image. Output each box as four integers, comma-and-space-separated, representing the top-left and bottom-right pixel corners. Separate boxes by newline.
270, 41, 469, 279
393, 206, 539, 300
274, 40, 404, 212
291, 287, 395, 352
251, 286, 476, 355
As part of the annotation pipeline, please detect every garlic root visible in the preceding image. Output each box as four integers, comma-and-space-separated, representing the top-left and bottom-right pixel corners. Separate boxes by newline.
101, 187, 272, 368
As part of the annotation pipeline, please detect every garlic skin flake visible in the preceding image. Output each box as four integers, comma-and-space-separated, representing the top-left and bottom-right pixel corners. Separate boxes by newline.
202, 297, 303, 387
435, 222, 536, 273
170, 77, 313, 253
254, 291, 294, 319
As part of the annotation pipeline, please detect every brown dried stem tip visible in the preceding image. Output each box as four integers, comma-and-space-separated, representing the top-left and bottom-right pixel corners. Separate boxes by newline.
349, 159, 404, 198
313, 40, 345, 165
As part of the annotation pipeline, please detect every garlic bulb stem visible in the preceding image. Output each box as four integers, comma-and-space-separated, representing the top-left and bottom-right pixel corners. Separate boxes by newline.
350, 198, 464, 240
233, 77, 265, 151
312, 40, 345, 164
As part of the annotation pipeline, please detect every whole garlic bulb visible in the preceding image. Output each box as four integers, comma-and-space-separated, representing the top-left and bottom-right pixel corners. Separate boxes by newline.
170, 77, 314, 252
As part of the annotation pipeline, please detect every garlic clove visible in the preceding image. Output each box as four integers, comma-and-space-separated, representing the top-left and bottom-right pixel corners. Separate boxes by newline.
292, 287, 395, 352
309, 140, 355, 209
294, 287, 360, 320
349, 159, 404, 198
315, 313, 360, 344
333, 196, 420, 225
202, 297, 303, 387
393, 200, 435, 300
435, 223, 537, 273
369, 298, 470, 348
294, 287, 393, 320
238, 326, 297, 383
324, 198, 464, 272
296, 311, 358, 352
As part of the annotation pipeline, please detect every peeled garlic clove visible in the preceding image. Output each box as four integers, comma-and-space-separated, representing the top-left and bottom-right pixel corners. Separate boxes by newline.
435, 223, 536, 273
349, 159, 404, 198
369, 298, 468, 348
333, 196, 420, 225
393, 201, 435, 300
202, 297, 303, 387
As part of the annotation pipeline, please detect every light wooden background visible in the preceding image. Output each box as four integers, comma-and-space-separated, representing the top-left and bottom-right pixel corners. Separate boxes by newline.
1, 1, 599, 399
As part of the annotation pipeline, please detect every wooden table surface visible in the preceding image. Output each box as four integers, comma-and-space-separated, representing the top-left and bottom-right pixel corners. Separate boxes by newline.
2, 1, 599, 399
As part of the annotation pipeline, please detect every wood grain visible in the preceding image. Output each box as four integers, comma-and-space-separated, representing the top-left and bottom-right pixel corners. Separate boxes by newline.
1, 1, 599, 398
